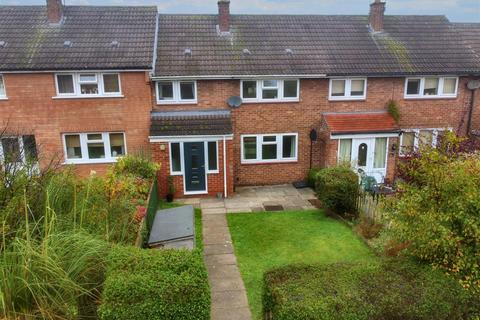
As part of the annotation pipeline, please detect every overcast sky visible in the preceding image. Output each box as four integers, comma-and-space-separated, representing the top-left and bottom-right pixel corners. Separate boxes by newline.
1, 0, 479, 22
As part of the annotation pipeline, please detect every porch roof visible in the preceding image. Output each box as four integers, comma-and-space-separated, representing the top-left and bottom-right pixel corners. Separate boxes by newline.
150, 110, 233, 137
323, 112, 400, 136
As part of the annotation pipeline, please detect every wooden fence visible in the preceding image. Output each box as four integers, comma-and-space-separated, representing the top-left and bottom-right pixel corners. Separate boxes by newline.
355, 189, 385, 223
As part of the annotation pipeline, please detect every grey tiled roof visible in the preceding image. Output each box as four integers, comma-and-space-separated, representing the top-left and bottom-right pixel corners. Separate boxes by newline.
150, 110, 232, 136
154, 14, 480, 77
454, 23, 480, 59
0, 6, 157, 71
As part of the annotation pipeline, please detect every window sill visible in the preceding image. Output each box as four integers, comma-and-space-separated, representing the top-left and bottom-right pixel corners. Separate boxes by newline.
207, 170, 219, 174
63, 159, 118, 165
329, 97, 366, 101
156, 100, 198, 105
0, 97, 8, 100
403, 96, 457, 100
241, 159, 298, 165
53, 95, 124, 100
242, 99, 300, 104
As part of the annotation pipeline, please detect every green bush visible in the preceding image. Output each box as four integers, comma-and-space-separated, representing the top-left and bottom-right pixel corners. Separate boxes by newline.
114, 153, 159, 180
307, 167, 322, 187
99, 246, 210, 320
315, 166, 359, 216
263, 260, 480, 320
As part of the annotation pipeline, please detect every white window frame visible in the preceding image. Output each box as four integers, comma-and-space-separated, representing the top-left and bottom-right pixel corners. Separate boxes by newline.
54, 72, 122, 98
399, 128, 448, 156
0, 136, 26, 164
241, 133, 298, 164
156, 80, 197, 104
0, 74, 7, 99
404, 76, 458, 99
62, 132, 127, 164
240, 79, 300, 103
169, 140, 219, 175
328, 78, 367, 101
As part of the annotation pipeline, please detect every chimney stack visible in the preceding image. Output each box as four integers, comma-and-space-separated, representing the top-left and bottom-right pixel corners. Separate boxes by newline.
369, 0, 385, 33
47, 0, 64, 24
218, 0, 230, 34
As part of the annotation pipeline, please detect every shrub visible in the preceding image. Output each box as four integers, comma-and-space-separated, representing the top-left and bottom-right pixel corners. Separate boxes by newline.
307, 167, 322, 187
315, 166, 359, 217
114, 153, 159, 180
98, 246, 210, 320
386, 99, 400, 122
263, 260, 479, 320
388, 132, 480, 292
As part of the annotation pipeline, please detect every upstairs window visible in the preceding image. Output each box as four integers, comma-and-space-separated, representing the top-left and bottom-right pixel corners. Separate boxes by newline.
55, 72, 121, 97
156, 81, 197, 104
329, 78, 367, 100
241, 80, 299, 102
241, 133, 298, 163
63, 132, 126, 164
404, 77, 458, 98
0, 74, 6, 98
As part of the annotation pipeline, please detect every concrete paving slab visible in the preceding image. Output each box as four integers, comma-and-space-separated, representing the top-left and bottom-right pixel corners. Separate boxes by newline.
201, 201, 226, 209
211, 306, 252, 320
204, 243, 234, 255
206, 264, 242, 279
202, 207, 228, 215
203, 233, 232, 245
209, 276, 246, 292
227, 207, 252, 213
211, 290, 250, 309
204, 253, 237, 266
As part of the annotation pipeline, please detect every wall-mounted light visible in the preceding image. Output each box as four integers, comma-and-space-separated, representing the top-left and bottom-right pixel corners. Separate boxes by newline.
391, 143, 397, 152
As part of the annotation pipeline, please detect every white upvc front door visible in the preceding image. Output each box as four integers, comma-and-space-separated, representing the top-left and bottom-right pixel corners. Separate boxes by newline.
351, 138, 388, 183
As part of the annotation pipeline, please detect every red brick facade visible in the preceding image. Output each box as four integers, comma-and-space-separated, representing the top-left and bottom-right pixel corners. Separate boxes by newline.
0, 72, 152, 175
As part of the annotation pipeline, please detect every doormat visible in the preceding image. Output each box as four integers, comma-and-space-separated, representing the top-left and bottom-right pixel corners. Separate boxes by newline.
264, 204, 284, 212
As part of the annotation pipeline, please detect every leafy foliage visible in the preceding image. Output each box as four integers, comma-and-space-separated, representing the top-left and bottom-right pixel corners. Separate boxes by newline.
388, 131, 480, 293
307, 167, 322, 187
386, 99, 400, 122
315, 166, 359, 217
98, 246, 210, 320
263, 260, 480, 320
113, 152, 159, 180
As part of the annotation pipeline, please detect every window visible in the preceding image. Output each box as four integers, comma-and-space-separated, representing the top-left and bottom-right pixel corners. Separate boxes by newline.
329, 78, 367, 100
338, 139, 352, 163
55, 72, 121, 97
400, 129, 446, 155
170, 142, 182, 174
404, 77, 458, 98
63, 132, 126, 164
207, 141, 218, 172
0, 135, 38, 164
156, 81, 197, 104
373, 138, 387, 169
241, 133, 298, 163
241, 80, 299, 102
0, 75, 7, 98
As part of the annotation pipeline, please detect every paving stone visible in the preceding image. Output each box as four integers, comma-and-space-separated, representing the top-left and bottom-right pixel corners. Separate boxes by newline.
203, 226, 230, 235
201, 201, 226, 209
202, 218, 228, 228
284, 205, 303, 211
202, 214, 228, 223
203, 233, 232, 245
204, 253, 237, 266
204, 243, 234, 255
211, 306, 252, 320
207, 264, 242, 279
209, 275, 246, 292
226, 207, 252, 213
251, 206, 264, 212
202, 207, 227, 215
211, 290, 250, 309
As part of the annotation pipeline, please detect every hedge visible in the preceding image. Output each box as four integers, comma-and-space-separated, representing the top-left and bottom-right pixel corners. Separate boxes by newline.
315, 166, 359, 216
98, 246, 210, 320
307, 168, 322, 187
264, 260, 479, 320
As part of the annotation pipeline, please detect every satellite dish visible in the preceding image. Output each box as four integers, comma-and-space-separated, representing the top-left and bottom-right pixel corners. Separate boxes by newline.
467, 80, 480, 90
227, 96, 243, 108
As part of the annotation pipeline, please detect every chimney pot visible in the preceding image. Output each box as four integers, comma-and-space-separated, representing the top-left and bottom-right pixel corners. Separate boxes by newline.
47, 0, 64, 24
369, 0, 386, 33
218, 0, 230, 34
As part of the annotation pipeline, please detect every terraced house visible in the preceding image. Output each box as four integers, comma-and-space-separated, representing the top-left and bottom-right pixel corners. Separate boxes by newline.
1, 0, 479, 198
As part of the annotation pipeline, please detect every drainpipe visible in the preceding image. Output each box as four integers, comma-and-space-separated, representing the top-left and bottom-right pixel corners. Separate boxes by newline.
467, 86, 478, 136
223, 136, 227, 198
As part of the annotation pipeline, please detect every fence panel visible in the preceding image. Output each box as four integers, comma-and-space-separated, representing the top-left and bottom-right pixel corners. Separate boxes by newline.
356, 189, 384, 223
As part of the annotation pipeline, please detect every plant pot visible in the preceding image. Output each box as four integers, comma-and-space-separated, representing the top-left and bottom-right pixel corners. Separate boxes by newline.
166, 194, 174, 203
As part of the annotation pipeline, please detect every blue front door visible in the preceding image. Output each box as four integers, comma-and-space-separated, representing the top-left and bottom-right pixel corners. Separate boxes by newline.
184, 142, 206, 193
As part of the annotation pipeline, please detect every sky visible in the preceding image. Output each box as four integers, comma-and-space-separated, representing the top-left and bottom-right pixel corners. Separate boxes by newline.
1, 0, 479, 22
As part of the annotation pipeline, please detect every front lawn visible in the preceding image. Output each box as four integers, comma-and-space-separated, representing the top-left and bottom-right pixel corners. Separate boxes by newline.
227, 210, 374, 319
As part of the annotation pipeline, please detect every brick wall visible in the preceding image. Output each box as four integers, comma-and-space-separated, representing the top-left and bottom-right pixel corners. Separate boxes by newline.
151, 140, 234, 199
0, 72, 152, 174
153, 77, 472, 187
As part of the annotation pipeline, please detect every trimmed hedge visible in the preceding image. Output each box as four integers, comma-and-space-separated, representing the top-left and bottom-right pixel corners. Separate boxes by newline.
315, 166, 359, 216
264, 260, 480, 320
98, 246, 210, 320
307, 168, 322, 187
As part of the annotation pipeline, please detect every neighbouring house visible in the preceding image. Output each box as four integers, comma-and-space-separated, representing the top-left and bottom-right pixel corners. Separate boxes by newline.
1, 0, 479, 198
0, 1, 157, 175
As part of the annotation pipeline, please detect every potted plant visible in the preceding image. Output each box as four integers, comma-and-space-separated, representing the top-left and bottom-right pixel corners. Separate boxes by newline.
166, 175, 175, 202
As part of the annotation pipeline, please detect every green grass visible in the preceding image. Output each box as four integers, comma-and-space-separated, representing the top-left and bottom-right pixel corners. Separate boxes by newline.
227, 210, 375, 319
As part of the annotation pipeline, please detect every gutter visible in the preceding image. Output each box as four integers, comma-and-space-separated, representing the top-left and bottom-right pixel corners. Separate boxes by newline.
150, 12, 160, 76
